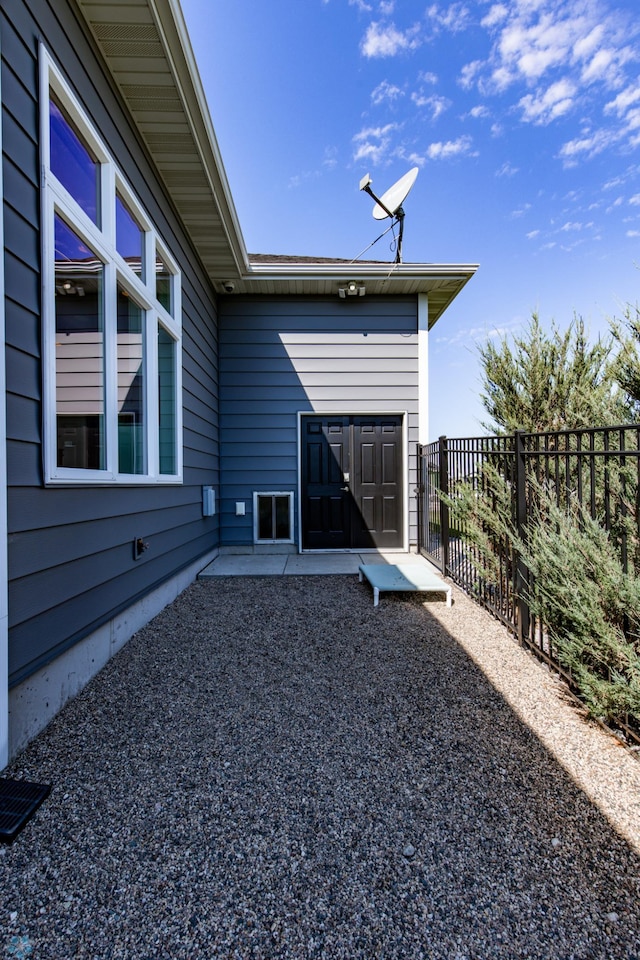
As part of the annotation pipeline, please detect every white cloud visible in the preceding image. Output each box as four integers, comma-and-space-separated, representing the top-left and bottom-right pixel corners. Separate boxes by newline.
481, 4, 508, 29
559, 127, 618, 164
360, 21, 421, 57
403, 150, 427, 167
419, 70, 439, 85
371, 80, 404, 105
629, 193, 640, 205
349, 0, 373, 11
496, 161, 518, 177
426, 3, 471, 34
352, 123, 400, 164
580, 48, 615, 84
323, 146, 338, 170
469, 104, 490, 119
572, 24, 604, 62
426, 134, 475, 159
626, 229, 640, 237
435, 319, 521, 349
519, 78, 576, 124
526, 229, 541, 239
462, 0, 640, 159
459, 60, 482, 90
605, 82, 640, 116
411, 92, 451, 119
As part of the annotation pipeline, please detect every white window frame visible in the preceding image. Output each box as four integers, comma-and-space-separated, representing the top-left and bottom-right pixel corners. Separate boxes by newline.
40, 46, 183, 485
253, 492, 295, 544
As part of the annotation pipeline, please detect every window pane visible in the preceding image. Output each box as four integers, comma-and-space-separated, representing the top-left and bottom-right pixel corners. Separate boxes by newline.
116, 194, 144, 278
117, 285, 145, 474
155, 249, 172, 313
258, 497, 273, 540
50, 93, 99, 225
55, 215, 104, 469
158, 326, 177, 474
275, 496, 291, 539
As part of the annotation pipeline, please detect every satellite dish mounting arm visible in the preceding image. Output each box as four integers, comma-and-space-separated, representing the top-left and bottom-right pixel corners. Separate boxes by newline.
359, 174, 395, 220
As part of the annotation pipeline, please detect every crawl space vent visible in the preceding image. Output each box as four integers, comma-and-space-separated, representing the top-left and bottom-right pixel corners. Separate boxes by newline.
0, 778, 51, 843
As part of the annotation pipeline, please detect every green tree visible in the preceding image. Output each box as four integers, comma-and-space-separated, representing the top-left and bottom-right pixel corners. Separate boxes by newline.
611, 303, 640, 417
478, 313, 623, 434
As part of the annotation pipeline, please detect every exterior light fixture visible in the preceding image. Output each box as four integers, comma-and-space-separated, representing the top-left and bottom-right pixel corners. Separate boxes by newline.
338, 281, 366, 298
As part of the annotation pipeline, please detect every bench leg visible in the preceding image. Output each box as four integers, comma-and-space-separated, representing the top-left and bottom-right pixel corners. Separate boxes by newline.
374, 587, 379, 607
446, 588, 452, 607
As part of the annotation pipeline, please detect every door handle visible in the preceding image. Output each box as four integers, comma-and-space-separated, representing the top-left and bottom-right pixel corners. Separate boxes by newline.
340, 485, 349, 491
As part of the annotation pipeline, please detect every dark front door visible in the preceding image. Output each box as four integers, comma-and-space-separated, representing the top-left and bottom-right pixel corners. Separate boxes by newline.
301, 415, 403, 550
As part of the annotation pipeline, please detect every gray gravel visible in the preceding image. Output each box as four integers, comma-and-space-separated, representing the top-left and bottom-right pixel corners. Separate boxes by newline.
2, 575, 640, 959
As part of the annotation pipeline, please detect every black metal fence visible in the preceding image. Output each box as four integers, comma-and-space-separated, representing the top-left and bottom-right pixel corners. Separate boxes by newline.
417, 425, 640, 742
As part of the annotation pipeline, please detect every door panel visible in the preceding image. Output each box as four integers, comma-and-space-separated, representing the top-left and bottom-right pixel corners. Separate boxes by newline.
352, 417, 403, 548
301, 417, 350, 549
301, 415, 403, 550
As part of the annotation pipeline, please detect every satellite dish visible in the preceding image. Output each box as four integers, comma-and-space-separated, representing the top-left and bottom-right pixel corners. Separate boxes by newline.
358, 166, 419, 263
372, 167, 419, 220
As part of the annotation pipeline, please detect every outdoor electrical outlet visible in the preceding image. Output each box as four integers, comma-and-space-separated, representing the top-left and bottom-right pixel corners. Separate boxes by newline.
133, 537, 149, 560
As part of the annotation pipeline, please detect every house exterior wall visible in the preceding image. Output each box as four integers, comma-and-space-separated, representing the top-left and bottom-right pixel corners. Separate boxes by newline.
2, 0, 220, 697
219, 296, 420, 550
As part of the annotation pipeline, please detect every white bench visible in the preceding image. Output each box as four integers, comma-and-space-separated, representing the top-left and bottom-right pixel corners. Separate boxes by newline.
358, 563, 452, 607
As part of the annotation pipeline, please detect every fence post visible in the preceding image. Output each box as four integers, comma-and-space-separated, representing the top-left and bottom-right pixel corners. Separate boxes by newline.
514, 430, 530, 644
416, 443, 424, 554
439, 435, 450, 577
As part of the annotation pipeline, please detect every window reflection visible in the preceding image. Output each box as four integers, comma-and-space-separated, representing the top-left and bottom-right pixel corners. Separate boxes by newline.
116, 193, 144, 278
158, 327, 176, 475
155, 249, 172, 314
117, 285, 145, 474
55, 215, 104, 469
50, 93, 99, 225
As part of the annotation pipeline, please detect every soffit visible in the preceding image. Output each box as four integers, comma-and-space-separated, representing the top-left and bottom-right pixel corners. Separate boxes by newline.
75, 0, 247, 279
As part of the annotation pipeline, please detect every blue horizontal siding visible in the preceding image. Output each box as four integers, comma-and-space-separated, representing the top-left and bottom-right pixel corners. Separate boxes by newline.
3, 0, 221, 685
219, 297, 420, 548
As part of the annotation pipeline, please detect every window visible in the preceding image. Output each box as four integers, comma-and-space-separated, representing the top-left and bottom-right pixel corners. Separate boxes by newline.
253, 492, 294, 543
41, 48, 182, 484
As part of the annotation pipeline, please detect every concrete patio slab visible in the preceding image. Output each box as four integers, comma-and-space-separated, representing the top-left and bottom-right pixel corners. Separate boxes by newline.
199, 554, 287, 577
199, 551, 442, 578
283, 553, 363, 575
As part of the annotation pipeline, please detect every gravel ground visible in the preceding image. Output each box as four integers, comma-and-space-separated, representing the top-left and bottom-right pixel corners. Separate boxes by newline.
1, 575, 640, 959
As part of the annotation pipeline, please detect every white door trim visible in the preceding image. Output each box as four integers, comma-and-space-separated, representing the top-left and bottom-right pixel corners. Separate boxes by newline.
296, 410, 409, 553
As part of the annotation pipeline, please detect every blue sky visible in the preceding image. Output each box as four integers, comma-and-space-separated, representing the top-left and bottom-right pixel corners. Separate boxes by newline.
181, 0, 640, 438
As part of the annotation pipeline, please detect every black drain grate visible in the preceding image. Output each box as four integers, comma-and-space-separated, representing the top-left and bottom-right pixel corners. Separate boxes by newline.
0, 778, 51, 843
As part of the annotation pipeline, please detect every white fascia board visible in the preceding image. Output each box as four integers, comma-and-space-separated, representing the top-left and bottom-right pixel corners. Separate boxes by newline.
245, 262, 479, 282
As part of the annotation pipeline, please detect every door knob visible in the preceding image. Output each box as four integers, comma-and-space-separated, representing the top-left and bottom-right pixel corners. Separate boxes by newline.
340, 485, 349, 491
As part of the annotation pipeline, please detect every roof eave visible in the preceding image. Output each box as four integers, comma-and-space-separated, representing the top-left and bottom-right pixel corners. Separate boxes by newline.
75, 0, 249, 279
227, 262, 480, 327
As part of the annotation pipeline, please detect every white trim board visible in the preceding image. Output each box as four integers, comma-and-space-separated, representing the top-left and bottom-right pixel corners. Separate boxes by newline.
418, 293, 429, 446
0, 28, 9, 769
